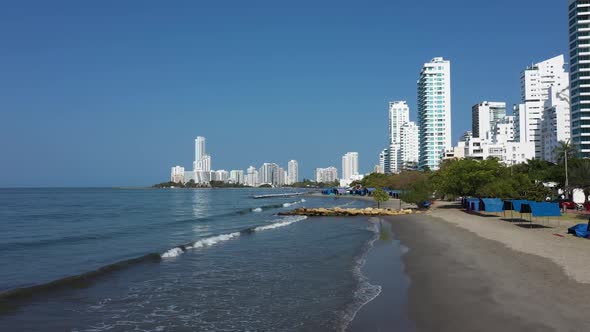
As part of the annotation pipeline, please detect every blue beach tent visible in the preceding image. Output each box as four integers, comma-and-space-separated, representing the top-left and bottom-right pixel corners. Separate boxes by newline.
504, 200, 529, 212
466, 198, 482, 212
528, 202, 561, 217
481, 198, 503, 213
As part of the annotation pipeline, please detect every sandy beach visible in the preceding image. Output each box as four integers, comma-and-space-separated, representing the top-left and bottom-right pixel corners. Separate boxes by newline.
373, 202, 590, 331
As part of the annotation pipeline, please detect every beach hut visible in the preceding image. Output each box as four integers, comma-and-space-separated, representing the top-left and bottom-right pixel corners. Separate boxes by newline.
480, 198, 504, 216
464, 198, 481, 212
518, 202, 561, 227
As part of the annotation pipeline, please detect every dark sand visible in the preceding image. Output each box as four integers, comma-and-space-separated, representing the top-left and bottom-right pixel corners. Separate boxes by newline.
381, 213, 590, 332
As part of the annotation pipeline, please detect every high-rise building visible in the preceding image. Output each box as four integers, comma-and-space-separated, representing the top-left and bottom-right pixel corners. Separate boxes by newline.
389, 101, 410, 144
258, 163, 284, 186
417, 57, 452, 170
214, 170, 229, 182
379, 148, 389, 174
387, 101, 417, 173
341, 152, 359, 181
194, 136, 212, 183
195, 136, 206, 162
491, 116, 515, 144
245, 166, 259, 187
170, 166, 185, 183
277, 167, 286, 186
542, 85, 571, 163
287, 160, 299, 185
315, 167, 338, 183
514, 55, 568, 159
400, 122, 419, 170
569, 0, 590, 157
472, 102, 507, 139
230, 170, 245, 184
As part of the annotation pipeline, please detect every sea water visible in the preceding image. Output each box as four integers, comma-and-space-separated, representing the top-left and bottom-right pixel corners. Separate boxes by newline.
0, 188, 393, 331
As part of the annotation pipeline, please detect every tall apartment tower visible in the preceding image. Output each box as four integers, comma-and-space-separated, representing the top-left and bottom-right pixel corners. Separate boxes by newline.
472, 102, 507, 139
400, 122, 419, 170
542, 85, 571, 162
514, 55, 568, 159
569, 0, 590, 158
389, 101, 410, 144
341, 152, 359, 181
287, 160, 299, 185
193, 136, 212, 183
417, 57, 452, 170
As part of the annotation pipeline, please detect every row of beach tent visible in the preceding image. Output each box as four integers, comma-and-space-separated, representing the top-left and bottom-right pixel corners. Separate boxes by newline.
461, 198, 561, 217
462, 198, 589, 238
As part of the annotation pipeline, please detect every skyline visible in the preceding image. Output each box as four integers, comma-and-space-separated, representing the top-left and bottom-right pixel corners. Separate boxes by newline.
0, 0, 569, 187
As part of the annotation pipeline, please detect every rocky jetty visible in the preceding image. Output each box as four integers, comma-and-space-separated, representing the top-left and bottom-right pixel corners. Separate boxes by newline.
278, 207, 413, 217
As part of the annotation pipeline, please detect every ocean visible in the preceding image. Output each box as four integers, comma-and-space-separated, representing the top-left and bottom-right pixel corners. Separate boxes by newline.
0, 188, 409, 331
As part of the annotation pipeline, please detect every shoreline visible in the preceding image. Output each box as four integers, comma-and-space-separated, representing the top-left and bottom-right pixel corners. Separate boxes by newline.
347, 218, 414, 332
378, 205, 590, 331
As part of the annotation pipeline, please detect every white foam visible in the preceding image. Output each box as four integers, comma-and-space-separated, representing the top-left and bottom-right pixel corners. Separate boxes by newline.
283, 199, 306, 208
161, 232, 240, 258
252, 207, 263, 212
255, 216, 307, 231
191, 232, 240, 248
340, 228, 383, 330
161, 247, 184, 258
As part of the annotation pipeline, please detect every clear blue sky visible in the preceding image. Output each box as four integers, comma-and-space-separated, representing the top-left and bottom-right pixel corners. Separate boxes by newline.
0, 0, 569, 187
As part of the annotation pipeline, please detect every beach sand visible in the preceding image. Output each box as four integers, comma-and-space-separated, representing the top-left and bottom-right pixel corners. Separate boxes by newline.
352, 202, 590, 331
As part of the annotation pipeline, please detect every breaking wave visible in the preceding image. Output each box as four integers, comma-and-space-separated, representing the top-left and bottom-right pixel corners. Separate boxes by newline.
161, 216, 308, 259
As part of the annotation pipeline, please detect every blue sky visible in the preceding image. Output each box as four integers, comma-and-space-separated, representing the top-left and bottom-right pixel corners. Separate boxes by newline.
0, 0, 569, 187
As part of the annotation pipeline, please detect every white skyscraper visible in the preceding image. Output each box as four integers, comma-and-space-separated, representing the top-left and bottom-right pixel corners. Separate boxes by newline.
214, 170, 229, 182
259, 163, 281, 186
245, 166, 259, 187
417, 57, 452, 170
378, 148, 389, 174
170, 166, 185, 183
542, 85, 571, 163
492, 116, 516, 144
514, 55, 568, 159
194, 136, 212, 184
315, 167, 338, 183
341, 152, 359, 181
287, 160, 299, 185
400, 122, 419, 170
389, 101, 410, 144
387, 101, 414, 173
472, 101, 507, 139
230, 170, 245, 184
195, 136, 206, 163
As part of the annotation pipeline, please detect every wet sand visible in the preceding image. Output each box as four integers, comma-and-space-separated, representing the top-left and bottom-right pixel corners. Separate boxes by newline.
384, 211, 590, 332
348, 219, 414, 332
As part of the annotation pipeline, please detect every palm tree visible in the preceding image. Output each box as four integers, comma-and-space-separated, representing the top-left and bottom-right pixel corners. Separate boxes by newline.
554, 140, 578, 198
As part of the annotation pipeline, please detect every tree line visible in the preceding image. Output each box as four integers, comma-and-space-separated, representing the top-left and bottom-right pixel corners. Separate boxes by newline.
359, 142, 590, 204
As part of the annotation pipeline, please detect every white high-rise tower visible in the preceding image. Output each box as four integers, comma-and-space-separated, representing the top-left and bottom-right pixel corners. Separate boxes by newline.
514, 55, 568, 159
417, 57, 452, 170
194, 136, 212, 183
287, 160, 299, 185
472, 102, 507, 139
341, 152, 359, 181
